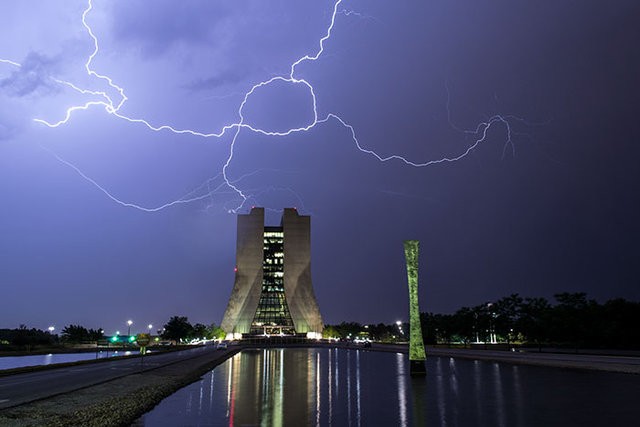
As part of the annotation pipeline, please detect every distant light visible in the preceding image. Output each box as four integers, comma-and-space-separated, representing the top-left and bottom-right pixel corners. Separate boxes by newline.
396, 320, 402, 326
127, 320, 133, 326
234, 266, 238, 272
306, 331, 322, 340
148, 324, 153, 330
48, 326, 55, 333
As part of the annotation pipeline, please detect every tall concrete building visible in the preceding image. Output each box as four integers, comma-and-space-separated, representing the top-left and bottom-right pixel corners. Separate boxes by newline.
221, 207, 324, 337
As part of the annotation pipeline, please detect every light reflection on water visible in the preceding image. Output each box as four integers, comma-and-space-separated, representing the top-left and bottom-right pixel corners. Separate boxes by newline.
0, 350, 124, 370
139, 348, 640, 426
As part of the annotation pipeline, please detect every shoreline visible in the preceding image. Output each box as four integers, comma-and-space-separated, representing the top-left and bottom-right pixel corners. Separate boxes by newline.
2, 343, 639, 426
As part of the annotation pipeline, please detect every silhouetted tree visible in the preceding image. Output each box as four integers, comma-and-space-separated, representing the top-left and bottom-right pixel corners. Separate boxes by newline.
600, 299, 640, 349
367, 323, 397, 342
450, 307, 476, 344
58, 325, 102, 343
516, 297, 552, 350
8, 325, 55, 349
162, 316, 194, 342
192, 323, 208, 340
493, 294, 523, 344
550, 292, 597, 349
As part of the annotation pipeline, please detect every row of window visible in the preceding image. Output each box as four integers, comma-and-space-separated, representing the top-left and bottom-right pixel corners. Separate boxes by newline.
263, 231, 284, 238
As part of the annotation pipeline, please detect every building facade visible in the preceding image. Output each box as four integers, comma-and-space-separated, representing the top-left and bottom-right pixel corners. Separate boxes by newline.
221, 207, 324, 337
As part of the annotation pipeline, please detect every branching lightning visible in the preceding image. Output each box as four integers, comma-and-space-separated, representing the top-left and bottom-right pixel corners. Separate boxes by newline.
2, 0, 523, 214
0, 59, 22, 67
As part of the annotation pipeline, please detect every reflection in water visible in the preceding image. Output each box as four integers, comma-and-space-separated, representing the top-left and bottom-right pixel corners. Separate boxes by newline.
0, 351, 124, 370
473, 359, 483, 422
347, 350, 351, 426
494, 363, 506, 427
512, 365, 525, 427
140, 348, 640, 426
328, 348, 332, 425
356, 351, 361, 426
396, 352, 407, 426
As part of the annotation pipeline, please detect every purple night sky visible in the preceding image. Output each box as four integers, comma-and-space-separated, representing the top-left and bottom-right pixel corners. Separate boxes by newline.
1, 1, 639, 335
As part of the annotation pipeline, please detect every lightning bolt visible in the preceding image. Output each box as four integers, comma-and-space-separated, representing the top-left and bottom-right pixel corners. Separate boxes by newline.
0, 59, 21, 67
3, 0, 525, 213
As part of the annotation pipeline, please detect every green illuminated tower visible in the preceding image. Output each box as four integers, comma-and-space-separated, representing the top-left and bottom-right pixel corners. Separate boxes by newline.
404, 240, 426, 375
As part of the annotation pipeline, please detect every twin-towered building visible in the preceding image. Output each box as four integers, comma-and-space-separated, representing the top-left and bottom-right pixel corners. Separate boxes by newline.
221, 207, 324, 338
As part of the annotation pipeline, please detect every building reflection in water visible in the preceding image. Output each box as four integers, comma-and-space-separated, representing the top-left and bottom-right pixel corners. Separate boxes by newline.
141, 348, 640, 426
224, 348, 367, 426
147, 349, 428, 425
43, 345, 640, 425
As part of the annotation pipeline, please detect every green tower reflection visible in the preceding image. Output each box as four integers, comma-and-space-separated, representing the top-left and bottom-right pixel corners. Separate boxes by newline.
404, 240, 426, 375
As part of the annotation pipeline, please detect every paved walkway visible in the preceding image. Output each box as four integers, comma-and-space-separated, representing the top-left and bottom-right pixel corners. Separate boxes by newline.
426, 347, 640, 374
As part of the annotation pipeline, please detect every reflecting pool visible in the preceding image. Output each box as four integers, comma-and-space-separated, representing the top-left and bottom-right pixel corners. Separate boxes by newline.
139, 348, 640, 426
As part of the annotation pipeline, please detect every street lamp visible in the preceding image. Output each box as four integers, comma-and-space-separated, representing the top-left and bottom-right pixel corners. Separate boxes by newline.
148, 324, 153, 334
127, 320, 133, 336
48, 326, 55, 334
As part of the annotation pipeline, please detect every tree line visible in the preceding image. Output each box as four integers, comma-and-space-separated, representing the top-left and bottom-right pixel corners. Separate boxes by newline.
0, 316, 225, 350
160, 316, 225, 342
0, 325, 57, 349
324, 293, 640, 350
421, 293, 640, 349
3, 293, 638, 350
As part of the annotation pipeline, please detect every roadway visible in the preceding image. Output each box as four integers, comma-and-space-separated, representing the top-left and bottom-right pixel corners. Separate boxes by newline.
0, 344, 234, 410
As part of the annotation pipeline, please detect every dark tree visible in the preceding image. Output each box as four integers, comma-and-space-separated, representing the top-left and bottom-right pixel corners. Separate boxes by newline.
550, 292, 596, 349
367, 323, 397, 343
493, 294, 523, 344
332, 322, 363, 339
8, 325, 55, 349
450, 307, 477, 345
61, 325, 91, 343
516, 297, 552, 350
162, 316, 194, 342
192, 323, 208, 340
600, 299, 640, 349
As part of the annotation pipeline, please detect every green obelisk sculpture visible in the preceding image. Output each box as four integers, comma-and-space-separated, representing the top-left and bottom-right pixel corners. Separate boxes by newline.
404, 240, 426, 375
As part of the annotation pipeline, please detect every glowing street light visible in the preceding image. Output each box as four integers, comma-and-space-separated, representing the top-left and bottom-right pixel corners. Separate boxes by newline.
48, 326, 55, 334
396, 320, 404, 337
148, 324, 153, 334
127, 320, 133, 336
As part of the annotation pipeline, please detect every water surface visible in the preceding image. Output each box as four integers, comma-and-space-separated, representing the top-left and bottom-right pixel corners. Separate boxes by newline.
140, 348, 640, 426
0, 350, 130, 370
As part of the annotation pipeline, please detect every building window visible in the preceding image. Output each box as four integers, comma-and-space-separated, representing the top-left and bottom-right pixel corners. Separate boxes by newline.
251, 229, 295, 335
